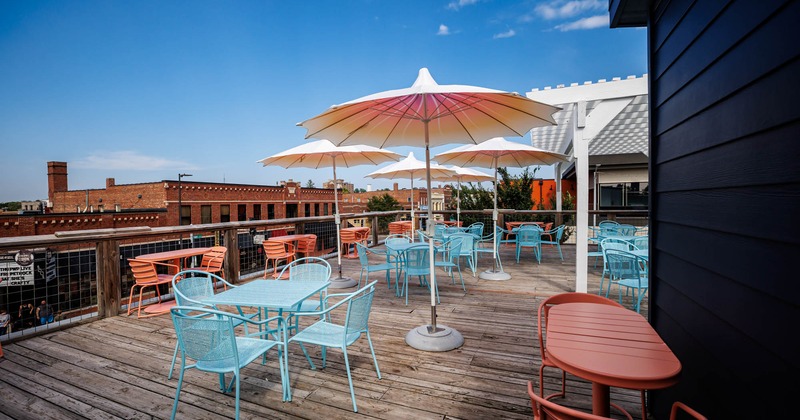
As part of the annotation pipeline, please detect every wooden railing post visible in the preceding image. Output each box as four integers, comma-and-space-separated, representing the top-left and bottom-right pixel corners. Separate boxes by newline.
223, 228, 240, 283
372, 215, 379, 246
96, 239, 120, 318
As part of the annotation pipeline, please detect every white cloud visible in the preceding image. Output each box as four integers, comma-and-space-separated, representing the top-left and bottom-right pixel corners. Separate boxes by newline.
447, 0, 479, 11
73, 151, 196, 171
535, 0, 605, 20
437, 24, 451, 35
493, 29, 516, 39
554, 14, 609, 31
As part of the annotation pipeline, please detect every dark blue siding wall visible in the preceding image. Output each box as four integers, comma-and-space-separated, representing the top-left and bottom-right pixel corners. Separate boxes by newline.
648, 0, 800, 418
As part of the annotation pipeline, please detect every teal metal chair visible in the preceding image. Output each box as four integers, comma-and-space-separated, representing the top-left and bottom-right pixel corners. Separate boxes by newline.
474, 227, 503, 270
515, 226, 542, 264
170, 306, 288, 420
605, 249, 649, 313
434, 237, 465, 291
168, 270, 259, 380
466, 222, 484, 237
278, 257, 332, 334
598, 238, 635, 297
289, 282, 381, 413
355, 242, 396, 293
540, 225, 565, 261
448, 232, 477, 276
399, 244, 433, 305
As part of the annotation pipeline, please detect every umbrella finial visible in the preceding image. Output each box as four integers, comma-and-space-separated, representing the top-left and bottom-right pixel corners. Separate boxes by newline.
412, 68, 437, 89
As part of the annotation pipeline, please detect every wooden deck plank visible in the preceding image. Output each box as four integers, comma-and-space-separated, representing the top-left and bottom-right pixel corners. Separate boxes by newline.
0, 244, 649, 419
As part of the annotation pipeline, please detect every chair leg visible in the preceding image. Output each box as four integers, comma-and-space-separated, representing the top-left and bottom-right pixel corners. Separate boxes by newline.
171, 362, 186, 420
365, 330, 382, 379
298, 342, 317, 370
127, 285, 138, 316
342, 346, 358, 412
168, 343, 179, 379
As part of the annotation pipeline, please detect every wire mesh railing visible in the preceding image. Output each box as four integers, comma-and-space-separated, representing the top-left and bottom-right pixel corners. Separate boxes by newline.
1, 209, 646, 342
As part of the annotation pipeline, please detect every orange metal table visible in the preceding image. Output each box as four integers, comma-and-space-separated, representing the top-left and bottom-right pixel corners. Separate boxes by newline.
545, 302, 681, 416
137, 247, 211, 274
269, 234, 315, 276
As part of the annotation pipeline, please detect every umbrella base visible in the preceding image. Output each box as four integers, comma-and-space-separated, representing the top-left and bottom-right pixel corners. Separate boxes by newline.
329, 275, 357, 289
479, 269, 511, 281
405, 324, 464, 352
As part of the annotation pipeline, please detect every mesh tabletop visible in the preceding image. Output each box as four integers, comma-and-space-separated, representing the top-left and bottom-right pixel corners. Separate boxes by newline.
203, 280, 329, 310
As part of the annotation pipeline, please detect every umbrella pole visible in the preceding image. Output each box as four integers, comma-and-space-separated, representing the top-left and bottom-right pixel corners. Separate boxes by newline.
405, 115, 463, 352
410, 180, 415, 241
457, 179, 461, 225
479, 158, 510, 281
330, 157, 357, 288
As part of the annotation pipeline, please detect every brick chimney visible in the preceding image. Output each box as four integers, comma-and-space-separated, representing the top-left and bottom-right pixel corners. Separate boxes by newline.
393, 182, 399, 192
47, 161, 68, 202
106, 178, 116, 188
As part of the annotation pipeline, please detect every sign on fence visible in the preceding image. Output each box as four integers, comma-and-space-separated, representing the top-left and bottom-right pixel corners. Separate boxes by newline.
0, 250, 35, 287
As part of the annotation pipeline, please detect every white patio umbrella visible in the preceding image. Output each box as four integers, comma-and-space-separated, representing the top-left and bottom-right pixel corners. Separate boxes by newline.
298, 68, 559, 352
257, 139, 402, 288
365, 152, 456, 240
432, 165, 494, 225
435, 137, 569, 280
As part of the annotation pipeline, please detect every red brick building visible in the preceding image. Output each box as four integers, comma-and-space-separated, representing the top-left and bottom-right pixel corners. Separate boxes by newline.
0, 162, 342, 238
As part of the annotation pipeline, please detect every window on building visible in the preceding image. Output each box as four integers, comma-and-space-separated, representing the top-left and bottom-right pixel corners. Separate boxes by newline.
304, 203, 311, 217
200, 205, 212, 224
220, 205, 230, 223
237, 204, 247, 221
599, 182, 648, 210
324, 203, 329, 215
286, 204, 298, 219
252, 204, 261, 220
314, 203, 319, 216
267, 204, 275, 219
180, 205, 191, 226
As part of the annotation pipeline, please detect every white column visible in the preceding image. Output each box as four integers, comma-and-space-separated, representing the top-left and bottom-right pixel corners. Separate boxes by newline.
574, 101, 588, 293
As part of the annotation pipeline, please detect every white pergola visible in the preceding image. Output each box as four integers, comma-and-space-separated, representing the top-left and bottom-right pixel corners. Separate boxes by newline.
527, 75, 649, 292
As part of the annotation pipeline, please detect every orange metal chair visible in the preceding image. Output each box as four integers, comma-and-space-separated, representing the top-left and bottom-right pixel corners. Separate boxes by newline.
528, 381, 609, 419
669, 402, 707, 420
194, 246, 227, 289
538, 292, 645, 419
340, 229, 360, 259
263, 240, 295, 278
127, 258, 178, 318
295, 235, 317, 259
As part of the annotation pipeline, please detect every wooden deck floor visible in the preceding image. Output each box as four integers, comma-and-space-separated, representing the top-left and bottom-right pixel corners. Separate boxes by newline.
0, 243, 649, 420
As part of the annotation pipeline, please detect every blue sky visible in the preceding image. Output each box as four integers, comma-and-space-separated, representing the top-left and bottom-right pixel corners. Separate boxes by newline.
0, 0, 646, 202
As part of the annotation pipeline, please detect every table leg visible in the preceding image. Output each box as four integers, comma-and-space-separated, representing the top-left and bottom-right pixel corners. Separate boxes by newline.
592, 382, 611, 417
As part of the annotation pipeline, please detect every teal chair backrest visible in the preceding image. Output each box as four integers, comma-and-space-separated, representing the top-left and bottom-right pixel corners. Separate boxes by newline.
449, 233, 475, 255
344, 284, 376, 337
605, 249, 643, 280
172, 309, 237, 364
288, 257, 332, 282
467, 222, 484, 237
517, 226, 541, 245
434, 224, 447, 241
616, 224, 637, 236
173, 272, 215, 307
440, 238, 463, 263
404, 245, 430, 269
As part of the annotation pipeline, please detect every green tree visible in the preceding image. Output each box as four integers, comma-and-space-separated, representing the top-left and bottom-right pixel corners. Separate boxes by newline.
497, 167, 537, 211
367, 193, 402, 232
447, 182, 493, 227
305, 179, 315, 188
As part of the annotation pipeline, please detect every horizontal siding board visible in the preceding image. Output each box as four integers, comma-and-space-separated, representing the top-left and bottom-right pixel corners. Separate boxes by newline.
656, 1, 799, 127
654, 251, 798, 361
652, 0, 728, 80
653, 223, 800, 301
654, 57, 800, 162
652, 282, 794, 418
653, 121, 800, 191
654, 187, 800, 243
651, 0, 696, 52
